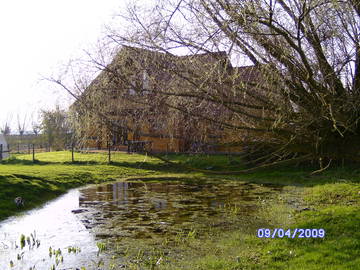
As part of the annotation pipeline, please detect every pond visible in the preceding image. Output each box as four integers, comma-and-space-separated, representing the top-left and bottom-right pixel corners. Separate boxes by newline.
0, 178, 283, 269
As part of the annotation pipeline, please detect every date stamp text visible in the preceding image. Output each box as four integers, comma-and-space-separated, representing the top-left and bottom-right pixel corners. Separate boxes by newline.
257, 228, 325, 238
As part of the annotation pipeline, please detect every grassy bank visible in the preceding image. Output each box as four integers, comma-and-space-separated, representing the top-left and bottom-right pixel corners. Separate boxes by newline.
0, 151, 359, 269
258, 183, 360, 270
0, 151, 182, 221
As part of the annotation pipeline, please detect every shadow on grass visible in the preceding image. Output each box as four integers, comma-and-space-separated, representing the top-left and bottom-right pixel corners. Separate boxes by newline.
63, 160, 99, 165
0, 158, 52, 165
1, 156, 185, 176
0, 174, 67, 221
215, 164, 360, 187
109, 160, 185, 174
2, 155, 360, 188
102, 160, 360, 188
62, 159, 187, 174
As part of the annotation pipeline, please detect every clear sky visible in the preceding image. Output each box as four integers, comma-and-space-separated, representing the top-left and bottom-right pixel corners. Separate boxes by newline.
0, 0, 125, 132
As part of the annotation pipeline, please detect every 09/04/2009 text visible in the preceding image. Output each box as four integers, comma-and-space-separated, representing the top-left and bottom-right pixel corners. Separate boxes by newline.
257, 228, 325, 238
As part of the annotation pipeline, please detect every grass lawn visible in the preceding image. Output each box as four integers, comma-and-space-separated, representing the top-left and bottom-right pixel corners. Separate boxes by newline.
0, 151, 359, 269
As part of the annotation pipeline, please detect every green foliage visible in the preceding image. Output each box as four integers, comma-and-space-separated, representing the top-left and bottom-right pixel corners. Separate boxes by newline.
40, 106, 71, 151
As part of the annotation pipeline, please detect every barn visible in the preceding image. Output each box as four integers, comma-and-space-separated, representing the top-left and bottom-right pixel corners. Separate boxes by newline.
0, 134, 9, 159
73, 46, 263, 153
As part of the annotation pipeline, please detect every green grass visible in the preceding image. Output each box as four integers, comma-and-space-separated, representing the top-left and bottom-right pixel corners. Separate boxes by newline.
258, 183, 360, 270
0, 151, 359, 269
162, 153, 245, 171
0, 151, 183, 221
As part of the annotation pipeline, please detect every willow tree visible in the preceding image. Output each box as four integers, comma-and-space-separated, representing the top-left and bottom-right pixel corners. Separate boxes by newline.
54, 0, 360, 170
113, 0, 359, 163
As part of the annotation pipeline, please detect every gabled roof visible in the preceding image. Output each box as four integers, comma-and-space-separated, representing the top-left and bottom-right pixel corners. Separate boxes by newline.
233, 65, 262, 83
76, 46, 264, 108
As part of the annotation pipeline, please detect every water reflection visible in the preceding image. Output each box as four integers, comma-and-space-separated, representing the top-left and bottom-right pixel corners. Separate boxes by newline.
0, 179, 282, 269
76, 181, 282, 239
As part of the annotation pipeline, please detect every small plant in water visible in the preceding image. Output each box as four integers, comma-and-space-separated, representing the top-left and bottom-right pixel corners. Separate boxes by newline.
17, 251, 25, 260
93, 258, 104, 268
20, 234, 26, 249
48, 246, 65, 268
10, 232, 42, 268
223, 203, 240, 216
67, 245, 81, 254
144, 248, 165, 270
187, 228, 197, 239
18, 231, 41, 250
174, 230, 185, 244
30, 231, 41, 248
96, 241, 107, 255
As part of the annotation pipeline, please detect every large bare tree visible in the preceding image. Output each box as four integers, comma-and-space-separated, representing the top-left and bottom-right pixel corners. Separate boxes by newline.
54, 0, 360, 170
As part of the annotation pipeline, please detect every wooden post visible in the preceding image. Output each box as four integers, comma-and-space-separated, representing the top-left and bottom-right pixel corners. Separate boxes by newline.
71, 142, 74, 163
108, 141, 111, 163
32, 144, 35, 162
0, 144, 3, 161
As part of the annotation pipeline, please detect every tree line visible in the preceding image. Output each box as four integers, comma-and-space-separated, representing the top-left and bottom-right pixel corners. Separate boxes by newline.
1, 107, 72, 152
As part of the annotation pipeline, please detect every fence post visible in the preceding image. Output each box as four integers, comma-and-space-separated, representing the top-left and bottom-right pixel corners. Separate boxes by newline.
32, 144, 35, 162
0, 144, 3, 161
28, 144, 30, 154
108, 141, 111, 163
71, 142, 74, 163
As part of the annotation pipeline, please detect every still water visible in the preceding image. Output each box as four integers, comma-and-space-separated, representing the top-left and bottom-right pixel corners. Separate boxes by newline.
0, 179, 282, 269
0, 189, 98, 269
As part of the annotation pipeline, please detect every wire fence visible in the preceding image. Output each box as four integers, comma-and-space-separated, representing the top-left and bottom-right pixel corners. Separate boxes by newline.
0, 141, 152, 163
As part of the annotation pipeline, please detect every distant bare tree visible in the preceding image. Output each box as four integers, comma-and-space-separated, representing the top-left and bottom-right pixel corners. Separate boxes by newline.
1, 114, 13, 136
1, 122, 11, 135
17, 114, 27, 137
31, 116, 41, 136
